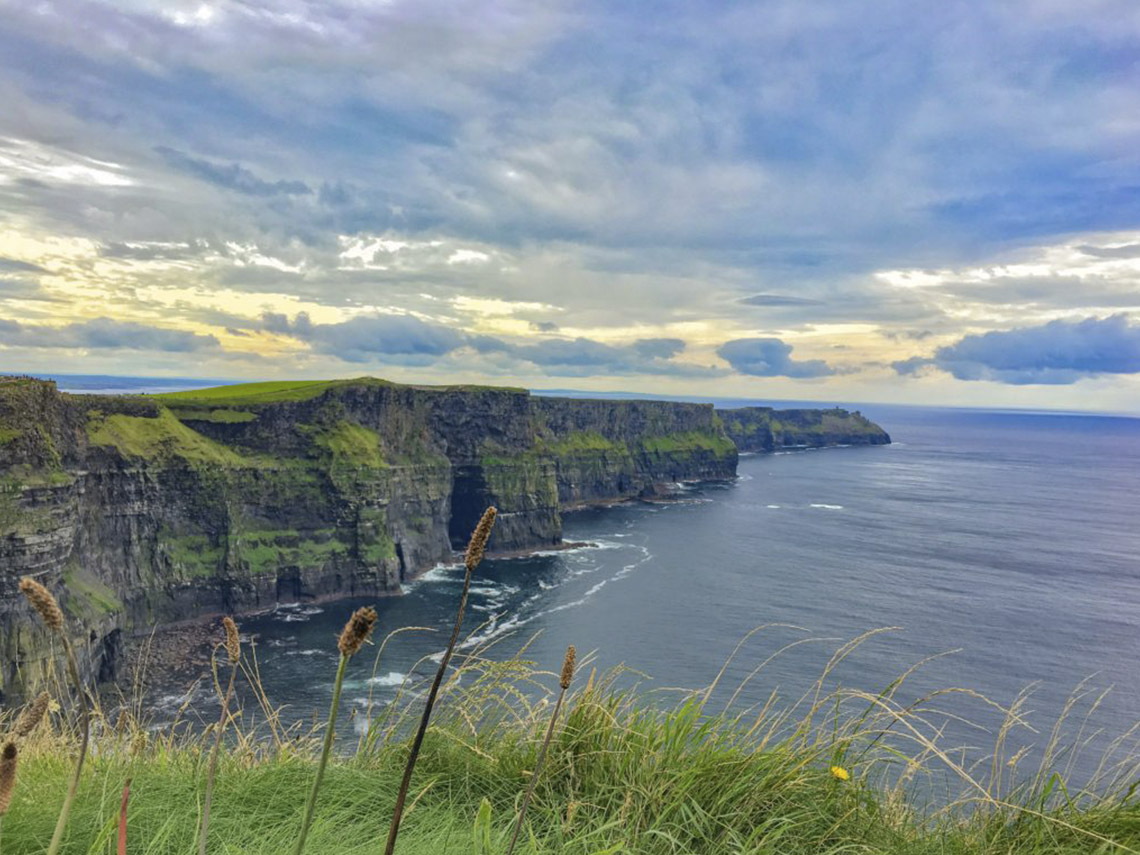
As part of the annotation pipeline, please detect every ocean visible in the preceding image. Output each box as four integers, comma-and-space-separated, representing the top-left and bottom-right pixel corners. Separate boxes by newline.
143, 403, 1140, 788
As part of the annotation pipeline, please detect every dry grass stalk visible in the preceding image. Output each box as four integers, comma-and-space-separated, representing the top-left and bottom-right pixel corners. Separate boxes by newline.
18, 577, 63, 632
383, 506, 496, 855
198, 617, 244, 855
14, 692, 50, 738
464, 506, 497, 570
0, 740, 16, 852
222, 617, 241, 663
338, 607, 378, 657
117, 778, 132, 855
19, 576, 88, 855
0, 742, 16, 815
560, 645, 576, 690
291, 605, 377, 855
505, 644, 576, 855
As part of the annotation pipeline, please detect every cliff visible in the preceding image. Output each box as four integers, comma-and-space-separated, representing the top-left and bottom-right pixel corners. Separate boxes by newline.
718, 406, 891, 452
0, 376, 736, 699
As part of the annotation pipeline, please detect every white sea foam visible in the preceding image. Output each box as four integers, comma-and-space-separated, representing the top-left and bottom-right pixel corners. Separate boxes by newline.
401, 562, 460, 593
809, 503, 844, 510
368, 671, 406, 687
766, 504, 781, 509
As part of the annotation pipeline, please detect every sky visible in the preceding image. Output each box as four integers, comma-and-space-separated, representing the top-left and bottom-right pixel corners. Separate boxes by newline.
1, 0, 1139, 411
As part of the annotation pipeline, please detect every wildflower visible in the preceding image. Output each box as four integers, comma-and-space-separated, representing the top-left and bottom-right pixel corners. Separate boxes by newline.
830, 765, 850, 781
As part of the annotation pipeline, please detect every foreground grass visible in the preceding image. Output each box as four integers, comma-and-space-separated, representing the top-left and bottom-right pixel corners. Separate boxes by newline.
5, 652, 1140, 855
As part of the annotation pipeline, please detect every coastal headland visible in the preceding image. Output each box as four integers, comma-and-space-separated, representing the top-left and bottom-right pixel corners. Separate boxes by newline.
0, 376, 888, 698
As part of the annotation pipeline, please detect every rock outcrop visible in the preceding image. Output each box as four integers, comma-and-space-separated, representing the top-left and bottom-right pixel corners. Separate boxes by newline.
718, 406, 891, 452
0, 377, 737, 699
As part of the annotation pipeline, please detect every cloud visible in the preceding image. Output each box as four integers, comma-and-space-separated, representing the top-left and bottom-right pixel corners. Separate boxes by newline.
738, 294, 824, 307
1077, 243, 1140, 260
0, 317, 221, 351
716, 338, 835, 378
502, 337, 720, 377
894, 315, 1140, 384
261, 311, 720, 376
262, 311, 460, 363
0, 257, 47, 274
155, 147, 312, 197
0, 1, 1138, 405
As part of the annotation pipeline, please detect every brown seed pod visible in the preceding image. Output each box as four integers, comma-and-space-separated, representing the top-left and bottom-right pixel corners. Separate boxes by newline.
14, 691, 50, 738
222, 616, 241, 663
0, 741, 16, 816
464, 506, 497, 570
337, 606, 378, 657
19, 577, 63, 633
560, 645, 576, 690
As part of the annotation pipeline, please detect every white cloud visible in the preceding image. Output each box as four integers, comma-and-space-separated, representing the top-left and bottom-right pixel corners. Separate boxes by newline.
0, 138, 133, 187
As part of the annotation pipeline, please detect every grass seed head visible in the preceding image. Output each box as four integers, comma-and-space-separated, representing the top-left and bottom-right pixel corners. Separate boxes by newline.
338, 606, 378, 657
464, 506, 497, 570
19, 576, 63, 633
0, 742, 16, 815
560, 645, 576, 690
14, 691, 50, 738
222, 616, 241, 663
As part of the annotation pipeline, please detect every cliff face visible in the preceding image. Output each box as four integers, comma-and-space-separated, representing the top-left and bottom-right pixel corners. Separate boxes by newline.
0, 377, 736, 699
719, 406, 891, 452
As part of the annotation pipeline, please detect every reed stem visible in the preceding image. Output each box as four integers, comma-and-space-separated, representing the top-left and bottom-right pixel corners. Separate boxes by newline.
198, 661, 237, 855
384, 506, 496, 855
382, 569, 472, 854
505, 645, 575, 855
291, 652, 349, 855
117, 778, 132, 855
46, 636, 88, 855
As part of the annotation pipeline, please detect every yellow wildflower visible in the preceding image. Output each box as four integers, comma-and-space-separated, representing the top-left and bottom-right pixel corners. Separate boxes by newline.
830, 765, 850, 781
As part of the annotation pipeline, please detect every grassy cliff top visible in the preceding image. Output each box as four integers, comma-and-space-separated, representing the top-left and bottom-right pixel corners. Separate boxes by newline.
152, 377, 391, 405
152, 376, 531, 407
4, 647, 1137, 855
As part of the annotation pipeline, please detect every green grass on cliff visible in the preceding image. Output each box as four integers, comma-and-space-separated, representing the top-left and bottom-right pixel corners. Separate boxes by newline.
85, 409, 255, 465
639, 430, 737, 456
153, 379, 366, 405
303, 420, 388, 468
5, 635, 1140, 855
152, 377, 528, 408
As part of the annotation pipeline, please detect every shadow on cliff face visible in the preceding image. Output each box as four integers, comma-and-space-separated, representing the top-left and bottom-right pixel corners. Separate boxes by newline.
449, 465, 493, 552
